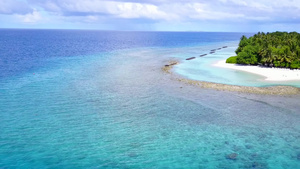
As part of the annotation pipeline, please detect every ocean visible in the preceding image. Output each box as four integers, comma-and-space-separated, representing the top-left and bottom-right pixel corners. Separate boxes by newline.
0, 29, 299, 168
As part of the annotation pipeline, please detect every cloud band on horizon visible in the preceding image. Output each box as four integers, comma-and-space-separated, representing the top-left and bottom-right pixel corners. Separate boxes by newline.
0, 0, 299, 32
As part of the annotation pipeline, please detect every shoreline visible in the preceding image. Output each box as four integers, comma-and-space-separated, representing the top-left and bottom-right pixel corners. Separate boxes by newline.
214, 60, 300, 81
162, 60, 300, 95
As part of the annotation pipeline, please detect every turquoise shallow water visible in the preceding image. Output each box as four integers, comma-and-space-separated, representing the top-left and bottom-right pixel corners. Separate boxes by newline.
174, 41, 300, 87
0, 31, 300, 168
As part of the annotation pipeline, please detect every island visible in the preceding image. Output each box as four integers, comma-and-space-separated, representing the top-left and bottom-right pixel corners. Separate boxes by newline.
226, 31, 300, 69
163, 31, 300, 95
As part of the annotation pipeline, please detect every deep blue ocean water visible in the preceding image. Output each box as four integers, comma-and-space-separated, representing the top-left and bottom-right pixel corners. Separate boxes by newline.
0, 29, 300, 168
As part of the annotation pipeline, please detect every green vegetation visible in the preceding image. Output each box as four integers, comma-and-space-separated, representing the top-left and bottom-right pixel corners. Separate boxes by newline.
226, 56, 238, 63
226, 31, 300, 69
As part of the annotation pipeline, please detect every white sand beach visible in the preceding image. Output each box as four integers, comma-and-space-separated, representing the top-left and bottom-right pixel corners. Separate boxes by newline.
214, 60, 300, 81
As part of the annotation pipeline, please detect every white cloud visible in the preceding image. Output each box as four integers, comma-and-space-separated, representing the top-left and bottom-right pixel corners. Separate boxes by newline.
162, 2, 244, 20
37, 1, 173, 20
85, 15, 99, 22
17, 10, 42, 23
1, 0, 300, 31
116, 2, 172, 20
0, 0, 32, 14
23, 0, 300, 22
44, 1, 61, 12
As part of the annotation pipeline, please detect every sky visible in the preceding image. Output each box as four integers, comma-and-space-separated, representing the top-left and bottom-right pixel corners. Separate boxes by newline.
0, 0, 300, 32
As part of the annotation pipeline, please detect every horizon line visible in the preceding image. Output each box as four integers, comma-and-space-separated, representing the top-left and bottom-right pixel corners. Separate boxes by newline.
0, 28, 260, 34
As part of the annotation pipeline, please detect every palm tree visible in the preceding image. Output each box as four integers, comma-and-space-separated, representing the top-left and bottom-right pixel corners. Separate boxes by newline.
233, 31, 300, 68
278, 46, 292, 67
260, 46, 274, 66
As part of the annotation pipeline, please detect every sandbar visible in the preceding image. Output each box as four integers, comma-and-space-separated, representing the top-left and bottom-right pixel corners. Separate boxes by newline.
162, 60, 300, 95
214, 60, 300, 81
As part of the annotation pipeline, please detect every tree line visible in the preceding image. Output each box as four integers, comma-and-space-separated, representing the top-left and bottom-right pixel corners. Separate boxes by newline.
226, 31, 300, 69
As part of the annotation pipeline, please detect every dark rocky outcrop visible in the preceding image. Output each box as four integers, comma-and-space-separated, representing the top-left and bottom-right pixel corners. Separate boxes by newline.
226, 153, 238, 160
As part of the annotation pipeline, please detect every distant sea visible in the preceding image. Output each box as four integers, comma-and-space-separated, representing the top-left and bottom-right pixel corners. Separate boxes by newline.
0, 29, 299, 168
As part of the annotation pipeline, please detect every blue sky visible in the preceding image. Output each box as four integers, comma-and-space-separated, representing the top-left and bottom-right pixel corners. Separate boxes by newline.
0, 0, 300, 32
